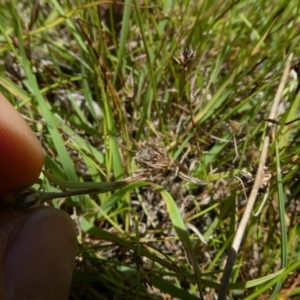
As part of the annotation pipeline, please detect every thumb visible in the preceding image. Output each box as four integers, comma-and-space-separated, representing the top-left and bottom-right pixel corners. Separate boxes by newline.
1, 207, 77, 300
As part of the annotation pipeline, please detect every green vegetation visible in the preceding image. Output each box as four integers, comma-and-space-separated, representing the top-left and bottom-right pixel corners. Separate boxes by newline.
1, 0, 300, 298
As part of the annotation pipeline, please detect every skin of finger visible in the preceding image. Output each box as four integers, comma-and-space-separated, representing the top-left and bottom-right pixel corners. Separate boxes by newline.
2, 207, 77, 300
0, 93, 45, 197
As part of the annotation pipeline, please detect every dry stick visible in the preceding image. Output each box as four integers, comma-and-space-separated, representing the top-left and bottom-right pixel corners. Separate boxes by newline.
218, 53, 293, 299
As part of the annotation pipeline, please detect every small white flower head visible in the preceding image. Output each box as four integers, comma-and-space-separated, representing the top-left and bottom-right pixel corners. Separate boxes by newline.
173, 45, 196, 67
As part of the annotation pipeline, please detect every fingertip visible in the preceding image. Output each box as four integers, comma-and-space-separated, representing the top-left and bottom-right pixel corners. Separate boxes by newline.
0, 93, 45, 197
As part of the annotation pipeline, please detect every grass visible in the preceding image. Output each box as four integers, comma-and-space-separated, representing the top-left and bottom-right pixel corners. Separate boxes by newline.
1, 0, 300, 299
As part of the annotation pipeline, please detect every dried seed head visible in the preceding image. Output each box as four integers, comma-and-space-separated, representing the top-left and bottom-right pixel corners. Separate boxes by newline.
234, 167, 271, 193
291, 60, 300, 80
173, 45, 196, 67
131, 137, 207, 185
259, 172, 271, 193
190, 88, 201, 106
133, 140, 171, 170
229, 119, 240, 132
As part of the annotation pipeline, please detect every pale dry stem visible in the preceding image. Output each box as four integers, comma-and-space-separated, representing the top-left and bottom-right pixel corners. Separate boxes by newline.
218, 53, 294, 299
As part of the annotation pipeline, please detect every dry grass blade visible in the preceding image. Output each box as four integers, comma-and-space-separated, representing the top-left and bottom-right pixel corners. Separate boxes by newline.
28, 0, 41, 30
218, 53, 294, 299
